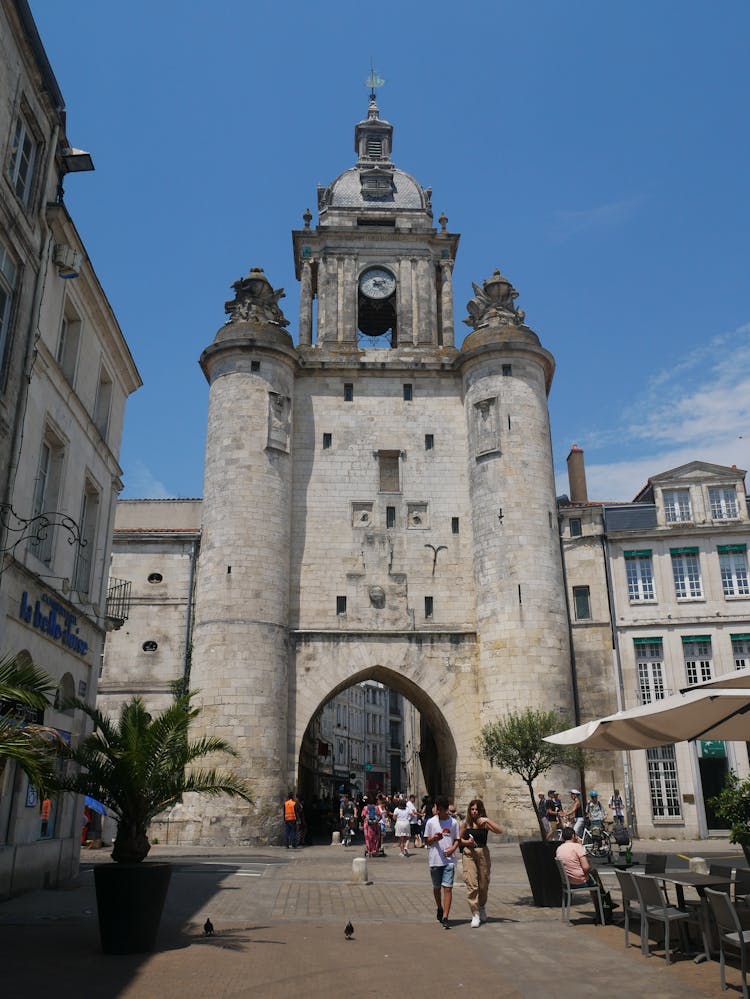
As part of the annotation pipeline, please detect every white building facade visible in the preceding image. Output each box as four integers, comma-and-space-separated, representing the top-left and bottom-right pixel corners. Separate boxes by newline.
0, 0, 140, 896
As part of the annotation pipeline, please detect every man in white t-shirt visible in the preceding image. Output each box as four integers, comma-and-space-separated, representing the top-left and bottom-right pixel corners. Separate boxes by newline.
424, 795, 460, 928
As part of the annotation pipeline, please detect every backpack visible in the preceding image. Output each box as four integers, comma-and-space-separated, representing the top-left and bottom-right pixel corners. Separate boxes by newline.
367, 805, 379, 828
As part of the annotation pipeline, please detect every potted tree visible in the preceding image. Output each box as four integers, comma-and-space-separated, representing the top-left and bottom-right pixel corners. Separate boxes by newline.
710, 771, 750, 866
57, 691, 251, 954
478, 708, 584, 906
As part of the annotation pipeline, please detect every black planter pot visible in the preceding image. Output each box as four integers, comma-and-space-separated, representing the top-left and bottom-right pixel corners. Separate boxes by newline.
519, 839, 562, 907
94, 862, 172, 954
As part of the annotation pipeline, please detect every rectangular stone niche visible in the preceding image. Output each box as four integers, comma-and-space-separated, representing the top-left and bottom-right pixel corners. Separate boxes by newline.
267, 392, 291, 452
407, 502, 429, 529
474, 396, 500, 457
352, 502, 374, 528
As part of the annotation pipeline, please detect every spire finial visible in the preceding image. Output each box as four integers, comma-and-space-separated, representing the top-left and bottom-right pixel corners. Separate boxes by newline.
364, 60, 385, 116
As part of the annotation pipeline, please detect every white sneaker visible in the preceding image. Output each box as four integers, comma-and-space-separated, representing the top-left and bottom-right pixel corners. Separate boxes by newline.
479, 907, 487, 923
470, 914, 481, 928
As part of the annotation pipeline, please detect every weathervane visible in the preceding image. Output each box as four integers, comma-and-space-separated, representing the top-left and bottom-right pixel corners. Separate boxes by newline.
364, 60, 385, 99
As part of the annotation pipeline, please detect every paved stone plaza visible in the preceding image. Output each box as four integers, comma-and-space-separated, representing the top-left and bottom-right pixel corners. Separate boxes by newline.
1, 839, 744, 997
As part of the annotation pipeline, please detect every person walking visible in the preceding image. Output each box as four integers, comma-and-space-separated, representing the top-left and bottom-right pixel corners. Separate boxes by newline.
566, 789, 585, 837
393, 797, 412, 856
361, 796, 382, 858
283, 791, 299, 849
424, 795, 460, 929
608, 789, 625, 826
457, 798, 504, 927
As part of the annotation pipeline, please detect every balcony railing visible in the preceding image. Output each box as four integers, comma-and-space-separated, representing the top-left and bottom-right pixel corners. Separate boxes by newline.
106, 577, 132, 623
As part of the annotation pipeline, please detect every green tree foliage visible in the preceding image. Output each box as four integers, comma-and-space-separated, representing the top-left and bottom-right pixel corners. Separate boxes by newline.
56, 692, 252, 863
478, 709, 584, 839
0, 653, 59, 794
710, 771, 750, 849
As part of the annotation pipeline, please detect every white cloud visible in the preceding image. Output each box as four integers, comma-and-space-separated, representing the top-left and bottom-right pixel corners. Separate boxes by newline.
557, 323, 750, 500
122, 460, 171, 499
549, 195, 646, 242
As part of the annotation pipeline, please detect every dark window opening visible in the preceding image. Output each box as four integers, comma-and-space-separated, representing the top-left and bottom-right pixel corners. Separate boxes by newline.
142, 641, 158, 652
424, 596, 434, 619
451, 517, 459, 535
425, 434, 434, 451
251, 360, 260, 372
147, 572, 163, 584
502, 364, 512, 376
323, 433, 332, 449
386, 506, 396, 528
403, 384, 413, 401
570, 518, 582, 537
344, 383, 353, 401
336, 595, 347, 615
573, 586, 591, 621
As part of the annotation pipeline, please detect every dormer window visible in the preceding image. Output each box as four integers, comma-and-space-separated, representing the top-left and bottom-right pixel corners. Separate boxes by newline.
360, 169, 393, 200
663, 488, 692, 523
709, 486, 738, 520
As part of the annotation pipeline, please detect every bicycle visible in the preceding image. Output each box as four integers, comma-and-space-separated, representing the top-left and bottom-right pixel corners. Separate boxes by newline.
582, 823, 613, 863
551, 821, 613, 863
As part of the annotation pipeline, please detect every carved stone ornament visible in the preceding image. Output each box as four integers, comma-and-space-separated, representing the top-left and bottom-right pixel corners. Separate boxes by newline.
224, 267, 289, 327
463, 268, 526, 330
369, 585, 386, 608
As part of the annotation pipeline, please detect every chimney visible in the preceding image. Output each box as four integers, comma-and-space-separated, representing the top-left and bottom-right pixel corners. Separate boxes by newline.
567, 444, 588, 503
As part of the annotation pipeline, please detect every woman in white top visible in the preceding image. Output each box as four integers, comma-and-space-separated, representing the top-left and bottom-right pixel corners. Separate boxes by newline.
392, 798, 412, 856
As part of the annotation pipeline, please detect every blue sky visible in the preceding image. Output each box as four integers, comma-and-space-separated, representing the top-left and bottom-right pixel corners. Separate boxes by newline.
32, 1, 750, 502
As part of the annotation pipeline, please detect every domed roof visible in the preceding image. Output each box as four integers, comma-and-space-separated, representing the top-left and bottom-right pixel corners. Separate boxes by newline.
324, 166, 428, 210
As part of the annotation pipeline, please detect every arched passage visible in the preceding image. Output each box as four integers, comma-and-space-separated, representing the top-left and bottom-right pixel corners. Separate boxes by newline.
296, 664, 457, 836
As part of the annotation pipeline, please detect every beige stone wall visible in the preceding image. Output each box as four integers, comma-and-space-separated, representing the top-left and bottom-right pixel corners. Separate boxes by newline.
290, 370, 475, 630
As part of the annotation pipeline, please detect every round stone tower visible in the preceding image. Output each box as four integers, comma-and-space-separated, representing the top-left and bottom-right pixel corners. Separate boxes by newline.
459, 270, 574, 823
188, 269, 298, 843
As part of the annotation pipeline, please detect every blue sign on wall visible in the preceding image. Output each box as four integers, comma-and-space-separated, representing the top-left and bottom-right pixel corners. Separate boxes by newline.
18, 591, 88, 657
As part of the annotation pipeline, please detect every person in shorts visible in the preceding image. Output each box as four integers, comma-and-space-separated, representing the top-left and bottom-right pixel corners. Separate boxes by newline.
424, 795, 460, 928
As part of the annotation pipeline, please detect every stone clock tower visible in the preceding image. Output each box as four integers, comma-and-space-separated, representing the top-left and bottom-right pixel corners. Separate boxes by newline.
183, 94, 574, 844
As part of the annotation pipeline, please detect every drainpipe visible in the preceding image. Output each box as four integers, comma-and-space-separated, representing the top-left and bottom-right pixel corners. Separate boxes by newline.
1, 122, 60, 559
183, 538, 198, 683
558, 520, 581, 727
601, 534, 636, 836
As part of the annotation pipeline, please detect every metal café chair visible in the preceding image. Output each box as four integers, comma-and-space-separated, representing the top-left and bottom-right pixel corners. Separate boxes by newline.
644, 852, 670, 904
615, 869, 641, 949
555, 857, 605, 926
735, 868, 750, 907
705, 888, 750, 999
631, 872, 690, 965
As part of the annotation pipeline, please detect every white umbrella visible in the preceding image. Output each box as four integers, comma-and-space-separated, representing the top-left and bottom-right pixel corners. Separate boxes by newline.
680, 666, 750, 693
544, 687, 750, 750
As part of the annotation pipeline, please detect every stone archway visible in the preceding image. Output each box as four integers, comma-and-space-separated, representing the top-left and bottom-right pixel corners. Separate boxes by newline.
296, 663, 458, 813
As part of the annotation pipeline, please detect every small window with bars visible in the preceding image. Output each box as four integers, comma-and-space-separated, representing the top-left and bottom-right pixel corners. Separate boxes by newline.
366, 137, 383, 158
569, 518, 582, 538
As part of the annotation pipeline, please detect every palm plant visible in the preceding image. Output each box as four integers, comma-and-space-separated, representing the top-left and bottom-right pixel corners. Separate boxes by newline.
0, 653, 59, 794
57, 692, 252, 862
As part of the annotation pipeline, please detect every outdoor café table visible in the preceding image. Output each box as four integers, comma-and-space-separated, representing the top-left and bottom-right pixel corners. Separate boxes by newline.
642, 871, 732, 963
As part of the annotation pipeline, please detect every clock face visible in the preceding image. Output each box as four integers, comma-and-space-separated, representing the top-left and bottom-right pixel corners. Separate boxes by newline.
359, 267, 396, 300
